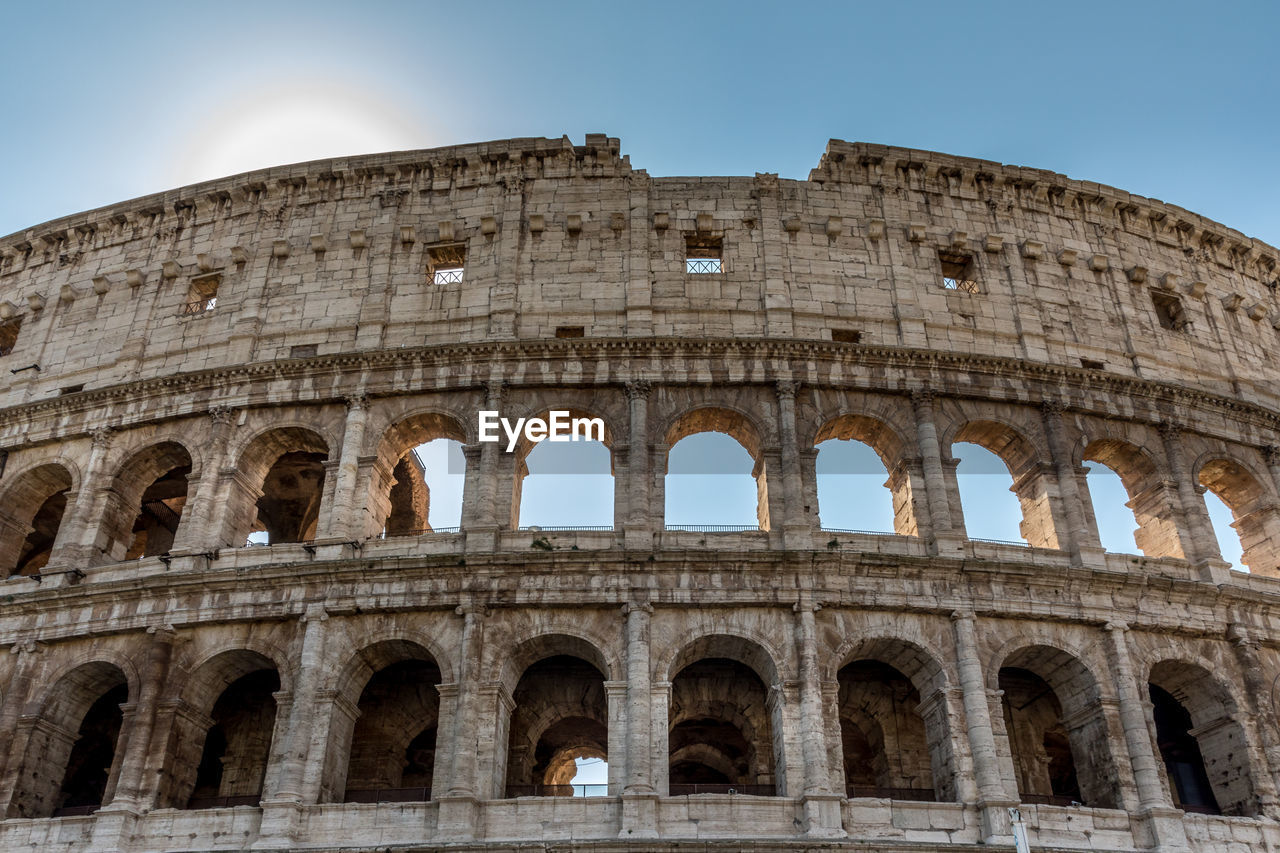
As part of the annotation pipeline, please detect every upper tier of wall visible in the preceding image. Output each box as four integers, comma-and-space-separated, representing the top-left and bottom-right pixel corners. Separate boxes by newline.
0, 134, 1277, 413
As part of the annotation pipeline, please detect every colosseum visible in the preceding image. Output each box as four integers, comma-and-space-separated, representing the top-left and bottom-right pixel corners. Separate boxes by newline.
0, 133, 1278, 852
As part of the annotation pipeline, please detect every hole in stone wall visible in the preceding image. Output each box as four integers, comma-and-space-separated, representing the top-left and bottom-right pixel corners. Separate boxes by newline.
939, 251, 979, 292
831, 329, 862, 344
1151, 290, 1188, 331
685, 235, 723, 274
0, 318, 21, 356
427, 243, 466, 285
555, 326, 585, 338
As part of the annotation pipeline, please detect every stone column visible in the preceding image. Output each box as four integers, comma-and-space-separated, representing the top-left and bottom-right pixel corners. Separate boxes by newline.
46, 427, 114, 570
1160, 423, 1226, 581
1041, 401, 1105, 566
1103, 622, 1189, 850
951, 610, 1015, 843
103, 626, 177, 808
794, 601, 845, 837
0, 640, 41, 815
1263, 445, 1280, 504
776, 381, 813, 549
913, 391, 963, 556
265, 604, 329, 802
623, 381, 654, 549
170, 408, 236, 554
604, 680, 628, 793
320, 394, 369, 541
466, 382, 504, 553
619, 602, 658, 838
1228, 624, 1280, 817
438, 603, 485, 841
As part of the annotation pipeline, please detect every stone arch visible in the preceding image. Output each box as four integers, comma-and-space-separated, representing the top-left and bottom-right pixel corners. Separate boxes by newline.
159, 648, 284, 809
0, 461, 76, 576
8, 660, 130, 818
326, 639, 444, 803
225, 425, 330, 545
993, 644, 1123, 809
368, 409, 469, 537
812, 413, 917, 536
500, 632, 616, 691
1196, 455, 1280, 575
662, 405, 770, 530
949, 419, 1058, 548
833, 636, 956, 802
1147, 658, 1258, 816
511, 406, 617, 530
501, 633, 611, 797
666, 633, 783, 796
94, 440, 195, 563
1083, 437, 1182, 559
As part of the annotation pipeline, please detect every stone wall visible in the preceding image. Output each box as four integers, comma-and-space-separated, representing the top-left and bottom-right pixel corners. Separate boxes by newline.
0, 136, 1279, 851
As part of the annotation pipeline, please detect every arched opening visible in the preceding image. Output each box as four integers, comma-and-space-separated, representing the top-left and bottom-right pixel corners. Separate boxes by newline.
0, 463, 73, 576
1083, 460, 1141, 554
834, 637, 957, 802
838, 661, 935, 800
163, 650, 281, 810
952, 442, 1025, 543
1198, 458, 1280, 575
951, 421, 1058, 548
664, 408, 767, 530
342, 656, 442, 802
505, 654, 609, 797
1148, 660, 1256, 816
1084, 438, 1183, 559
668, 636, 779, 796
514, 408, 614, 530
374, 413, 468, 537
95, 442, 194, 562
228, 427, 329, 546
8, 662, 128, 818
814, 414, 916, 535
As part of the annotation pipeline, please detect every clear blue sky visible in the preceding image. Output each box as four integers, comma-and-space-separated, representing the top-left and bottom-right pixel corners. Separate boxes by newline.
3, 0, 1262, 565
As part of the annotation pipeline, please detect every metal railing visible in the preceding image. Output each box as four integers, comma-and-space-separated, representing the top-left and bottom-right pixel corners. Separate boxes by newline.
846, 785, 937, 802
378, 526, 461, 539
1020, 793, 1082, 807
344, 786, 431, 803
182, 298, 216, 315
432, 267, 464, 285
520, 525, 614, 532
664, 524, 762, 532
668, 783, 775, 796
505, 784, 609, 798
970, 536, 1028, 547
942, 276, 980, 293
51, 804, 99, 817
821, 527, 898, 536
186, 794, 261, 810
685, 258, 722, 274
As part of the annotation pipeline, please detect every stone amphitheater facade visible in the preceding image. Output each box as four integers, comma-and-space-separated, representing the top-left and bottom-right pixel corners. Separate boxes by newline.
1, 134, 1280, 852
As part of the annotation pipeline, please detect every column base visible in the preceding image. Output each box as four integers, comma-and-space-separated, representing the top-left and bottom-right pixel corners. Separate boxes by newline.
465, 525, 500, 554
800, 793, 846, 838
164, 548, 215, 571
1073, 543, 1108, 570
436, 794, 481, 841
1195, 558, 1233, 585
977, 798, 1019, 846
306, 538, 358, 561
250, 797, 305, 849
930, 531, 968, 559
623, 523, 655, 551
86, 803, 140, 853
618, 791, 659, 839
782, 524, 814, 550
1130, 806, 1190, 851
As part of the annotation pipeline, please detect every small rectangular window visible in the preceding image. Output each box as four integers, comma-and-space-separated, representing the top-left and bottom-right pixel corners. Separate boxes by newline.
1151, 291, 1188, 331
831, 329, 862, 344
428, 243, 466, 285
686, 235, 723, 274
1080, 358, 1105, 370
183, 274, 220, 315
290, 344, 318, 358
59, 384, 84, 395
939, 252, 979, 293
0, 319, 20, 356
555, 326, 585, 338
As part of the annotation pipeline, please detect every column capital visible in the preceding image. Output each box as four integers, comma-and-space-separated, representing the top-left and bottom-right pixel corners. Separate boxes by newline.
1104, 620, 1129, 634
775, 379, 800, 399
1158, 421, 1182, 441
1264, 445, 1280, 466
485, 379, 506, 403
910, 388, 936, 406
792, 600, 822, 614
208, 405, 237, 426
950, 608, 976, 623
622, 601, 653, 615
344, 393, 369, 412
1040, 398, 1066, 416
624, 379, 651, 400
145, 623, 179, 643
90, 425, 115, 447
301, 602, 329, 623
